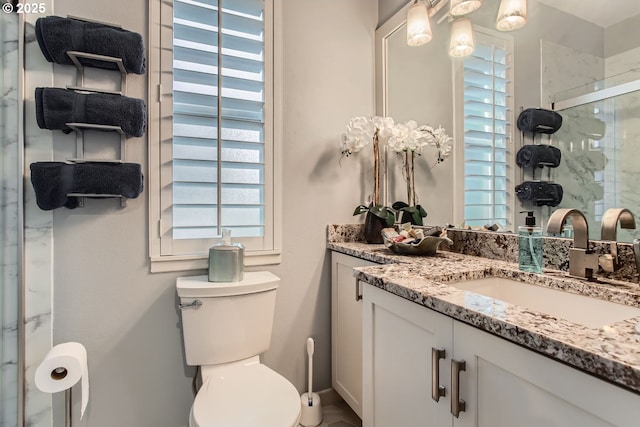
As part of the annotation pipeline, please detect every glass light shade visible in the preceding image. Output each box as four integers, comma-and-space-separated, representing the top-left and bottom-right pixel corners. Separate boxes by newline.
450, 0, 483, 16
496, 0, 528, 31
407, 1, 433, 46
449, 18, 475, 57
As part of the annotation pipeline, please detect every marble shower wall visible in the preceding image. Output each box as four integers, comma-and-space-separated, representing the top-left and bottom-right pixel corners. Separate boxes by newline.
0, 9, 55, 427
540, 40, 604, 107
1, 9, 20, 427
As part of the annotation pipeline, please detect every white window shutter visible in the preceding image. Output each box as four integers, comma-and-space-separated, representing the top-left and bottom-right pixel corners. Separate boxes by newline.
168, 0, 270, 254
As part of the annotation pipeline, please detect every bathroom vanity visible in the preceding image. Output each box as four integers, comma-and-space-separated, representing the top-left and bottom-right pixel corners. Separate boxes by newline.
328, 226, 640, 426
330, 252, 377, 418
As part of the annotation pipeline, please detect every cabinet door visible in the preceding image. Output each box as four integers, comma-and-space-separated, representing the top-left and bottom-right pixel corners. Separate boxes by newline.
331, 252, 377, 418
363, 284, 453, 427
453, 321, 640, 427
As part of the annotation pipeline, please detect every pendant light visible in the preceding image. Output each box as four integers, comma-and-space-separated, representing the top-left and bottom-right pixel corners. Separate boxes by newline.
449, 0, 482, 17
496, 0, 528, 31
407, 0, 433, 46
449, 18, 475, 58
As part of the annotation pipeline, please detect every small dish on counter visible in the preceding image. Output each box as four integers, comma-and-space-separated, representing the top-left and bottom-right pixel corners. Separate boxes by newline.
382, 226, 453, 256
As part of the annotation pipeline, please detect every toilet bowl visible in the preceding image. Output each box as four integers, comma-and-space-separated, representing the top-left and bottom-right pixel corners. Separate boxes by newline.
176, 273, 301, 427
190, 357, 301, 427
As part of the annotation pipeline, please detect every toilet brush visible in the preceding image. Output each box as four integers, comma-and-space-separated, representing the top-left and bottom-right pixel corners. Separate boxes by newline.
300, 338, 322, 427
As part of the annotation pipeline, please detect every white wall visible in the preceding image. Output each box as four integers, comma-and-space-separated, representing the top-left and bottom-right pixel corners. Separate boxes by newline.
49, 1, 378, 426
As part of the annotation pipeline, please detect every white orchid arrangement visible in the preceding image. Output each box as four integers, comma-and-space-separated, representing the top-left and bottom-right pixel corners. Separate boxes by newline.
340, 116, 395, 157
386, 120, 453, 162
341, 115, 453, 226
341, 116, 396, 227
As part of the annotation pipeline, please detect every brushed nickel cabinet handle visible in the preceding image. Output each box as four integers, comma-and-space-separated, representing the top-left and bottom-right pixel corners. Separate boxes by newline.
355, 280, 362, 301
431, 348, 446, 402
451, 359, 466, 418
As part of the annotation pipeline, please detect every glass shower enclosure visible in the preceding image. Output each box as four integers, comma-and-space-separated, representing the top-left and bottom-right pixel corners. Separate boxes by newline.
552, 70, 640, 242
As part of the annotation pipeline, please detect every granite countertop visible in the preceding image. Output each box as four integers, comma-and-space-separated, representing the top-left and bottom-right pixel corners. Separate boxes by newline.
328, 240, 640, 394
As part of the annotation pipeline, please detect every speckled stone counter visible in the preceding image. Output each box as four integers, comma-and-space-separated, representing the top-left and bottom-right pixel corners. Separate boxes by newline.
327, 225, 640, 394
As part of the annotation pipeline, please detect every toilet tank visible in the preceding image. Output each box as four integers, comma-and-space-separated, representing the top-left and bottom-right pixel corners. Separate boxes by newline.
176, 272, 280, 366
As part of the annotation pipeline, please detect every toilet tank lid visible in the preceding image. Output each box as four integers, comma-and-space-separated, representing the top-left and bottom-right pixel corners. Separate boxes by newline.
176, 271, 280, 298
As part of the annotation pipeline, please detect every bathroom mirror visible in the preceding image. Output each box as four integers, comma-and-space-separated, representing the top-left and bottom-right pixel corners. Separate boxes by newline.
377, 0, 640, 242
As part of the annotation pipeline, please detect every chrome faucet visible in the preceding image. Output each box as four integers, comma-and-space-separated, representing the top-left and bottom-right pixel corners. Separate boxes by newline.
599, 208, 636, 273
547, 208, 599, 279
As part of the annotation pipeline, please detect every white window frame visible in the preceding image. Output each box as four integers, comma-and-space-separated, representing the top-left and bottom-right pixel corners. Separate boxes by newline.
148, 0, 283, 273
453, 26, 516, 229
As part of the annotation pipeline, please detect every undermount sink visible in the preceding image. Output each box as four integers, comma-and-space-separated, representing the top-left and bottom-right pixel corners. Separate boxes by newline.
449, 277, 640, 329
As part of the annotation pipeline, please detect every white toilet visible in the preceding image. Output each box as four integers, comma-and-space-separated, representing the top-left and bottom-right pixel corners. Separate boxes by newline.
176, 272, 302, 427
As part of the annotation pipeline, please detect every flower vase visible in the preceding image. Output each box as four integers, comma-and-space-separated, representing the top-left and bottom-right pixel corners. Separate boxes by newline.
364, 211, 386, 244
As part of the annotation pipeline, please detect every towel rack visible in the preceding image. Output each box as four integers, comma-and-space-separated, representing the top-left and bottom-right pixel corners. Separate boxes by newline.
65, 51, 127, 94
66, 15, 122, 29
63, 51, 130, 208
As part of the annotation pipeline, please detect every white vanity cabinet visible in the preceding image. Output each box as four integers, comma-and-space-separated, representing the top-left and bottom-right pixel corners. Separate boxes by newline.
331, 252, 377, 418
363, 284, 640, 427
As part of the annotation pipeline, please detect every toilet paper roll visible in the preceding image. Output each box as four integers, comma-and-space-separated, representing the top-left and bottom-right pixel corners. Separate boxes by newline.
35, 342, 89, 419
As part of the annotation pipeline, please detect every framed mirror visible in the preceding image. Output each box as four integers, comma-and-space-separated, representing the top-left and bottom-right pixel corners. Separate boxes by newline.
376, 0, 640, 242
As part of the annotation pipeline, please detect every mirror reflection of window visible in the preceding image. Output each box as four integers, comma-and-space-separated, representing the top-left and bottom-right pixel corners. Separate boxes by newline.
455, 28, 514, 229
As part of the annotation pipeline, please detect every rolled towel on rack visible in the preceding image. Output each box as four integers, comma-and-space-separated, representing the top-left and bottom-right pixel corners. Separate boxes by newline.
30, 162, 143, 210
515, 181, 564, 207
517, 108, 563, 134
516, 144, 562, 168
35, 16, 146, 74
35, 87, 146, 137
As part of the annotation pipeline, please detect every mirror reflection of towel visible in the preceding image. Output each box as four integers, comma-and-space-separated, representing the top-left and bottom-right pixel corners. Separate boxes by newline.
516, 144, 561, 168
517, 108, 563, 134
30, 162, 143, 210
515, 181, 563, 207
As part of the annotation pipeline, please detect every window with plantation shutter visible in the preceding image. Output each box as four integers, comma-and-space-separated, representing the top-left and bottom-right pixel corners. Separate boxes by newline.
148, 0, 281, 272
455, 28, 514, 229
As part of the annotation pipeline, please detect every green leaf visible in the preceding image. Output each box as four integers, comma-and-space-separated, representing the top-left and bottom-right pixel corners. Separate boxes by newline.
353, 204, 396, 226
352, 205, 369, 215
391, 201, 409, 210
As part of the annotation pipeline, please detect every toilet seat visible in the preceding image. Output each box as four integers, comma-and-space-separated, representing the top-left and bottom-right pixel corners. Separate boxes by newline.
190, 363, 301, 427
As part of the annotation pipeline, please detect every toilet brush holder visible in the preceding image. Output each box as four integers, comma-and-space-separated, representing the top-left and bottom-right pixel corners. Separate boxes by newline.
300, 392, 322, 427
300, 338, 322, 426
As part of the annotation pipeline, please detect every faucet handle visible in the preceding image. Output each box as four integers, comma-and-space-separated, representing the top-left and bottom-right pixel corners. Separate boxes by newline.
599, 253, 618, 273
599, 240, 621, 273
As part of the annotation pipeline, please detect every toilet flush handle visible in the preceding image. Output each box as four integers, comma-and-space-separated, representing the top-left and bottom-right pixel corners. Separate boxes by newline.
178, 300, 203, 310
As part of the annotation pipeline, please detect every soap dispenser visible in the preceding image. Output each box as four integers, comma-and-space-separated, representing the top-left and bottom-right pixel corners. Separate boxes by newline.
518, 211, 543, 273
208, 229, 244, 282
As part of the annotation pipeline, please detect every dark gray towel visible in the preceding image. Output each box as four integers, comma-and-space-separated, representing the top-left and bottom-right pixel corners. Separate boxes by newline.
30, 162, 143, 210
35, 87, 146, 137
515, 181, 563, 207
517, 108, 563, 134
35, 16, 146, 74
516, 144, 562, 168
